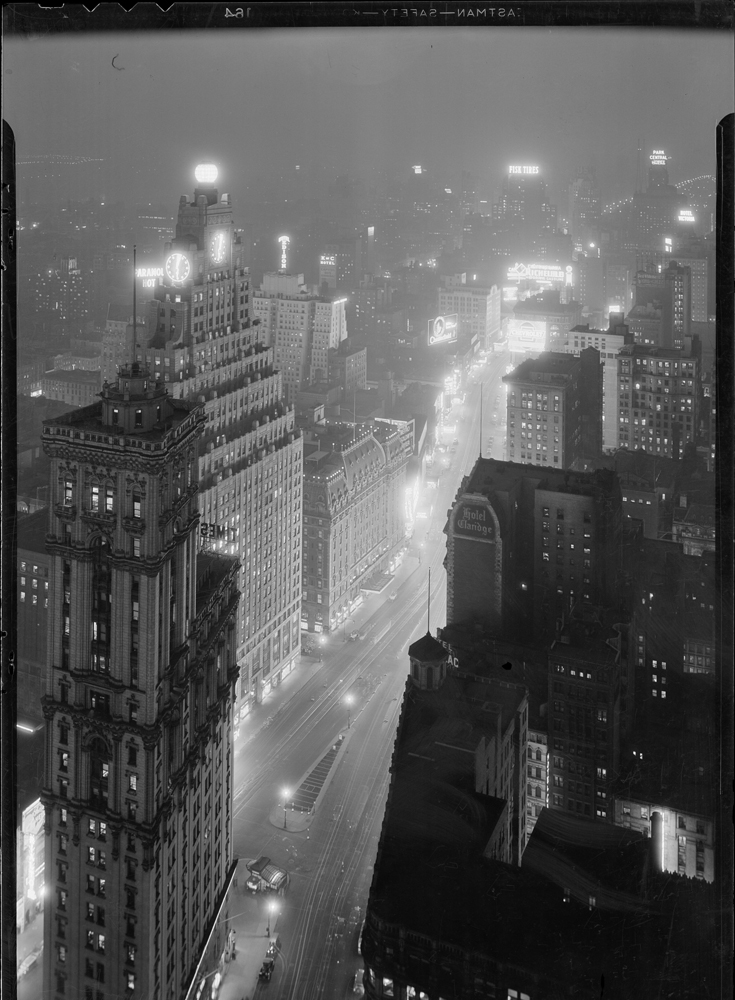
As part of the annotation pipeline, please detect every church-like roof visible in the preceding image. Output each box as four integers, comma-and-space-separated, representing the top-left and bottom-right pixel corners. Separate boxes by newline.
408, 632, 447, 663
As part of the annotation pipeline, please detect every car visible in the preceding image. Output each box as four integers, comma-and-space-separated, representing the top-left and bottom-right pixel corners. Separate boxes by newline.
389, 591, 397, 601
352, 969, 366, 995
259, 957, 275, 981
266, 936, 281, 959
452, 438, 459, 445
349, 630, 360, 641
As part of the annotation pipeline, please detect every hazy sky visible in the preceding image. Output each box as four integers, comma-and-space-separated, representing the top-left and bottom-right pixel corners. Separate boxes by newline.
3, 26, 732, 205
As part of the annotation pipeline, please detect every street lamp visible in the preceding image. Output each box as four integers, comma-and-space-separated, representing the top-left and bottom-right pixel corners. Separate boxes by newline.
282, 787, 290, 829
345, 694, 354, 730
266, 900, 278, 938
319, 635, 326, 661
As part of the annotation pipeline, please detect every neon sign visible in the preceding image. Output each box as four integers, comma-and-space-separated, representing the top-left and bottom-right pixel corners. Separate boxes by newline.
320, 255, 336, 266
509, 165, 539, 175
678, 209, 695, 223
428, 314, 458, 346
650, 150, 668, 166
135, 267, 163, 278
278, 235, 290, 271
506, 262, 567, 283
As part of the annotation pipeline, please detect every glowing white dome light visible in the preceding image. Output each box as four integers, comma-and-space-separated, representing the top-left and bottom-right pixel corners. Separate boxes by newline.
194, 163, 218, 184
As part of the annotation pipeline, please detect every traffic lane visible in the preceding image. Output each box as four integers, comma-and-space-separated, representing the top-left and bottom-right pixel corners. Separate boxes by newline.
273, 661, 402, 999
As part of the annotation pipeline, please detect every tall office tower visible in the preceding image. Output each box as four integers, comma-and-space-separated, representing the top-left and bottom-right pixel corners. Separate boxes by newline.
567, 171, 601, 250
41, 366, 241, 1000
444, 459, 622, 642
557, 316, 633, 453
621, 149, 686, 253
252, 271, 348, 406
459, 170, 479, 218
131, 166, 303, 712
33, 255, 90, 330
628, 261, 692, 349
616, 339, 700, 458
438, 278, 501, 351
503, 349, 602, 471
319, 230, 375, 290
546, 606, 629, 824
493, 165, 556, 241
636, 241, 708, 324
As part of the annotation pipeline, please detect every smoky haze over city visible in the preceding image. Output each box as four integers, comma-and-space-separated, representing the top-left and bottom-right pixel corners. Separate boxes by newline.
4, 11, 732, 1000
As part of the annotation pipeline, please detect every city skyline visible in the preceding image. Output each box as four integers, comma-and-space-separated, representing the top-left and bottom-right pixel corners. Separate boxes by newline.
4, 7, 731, 1000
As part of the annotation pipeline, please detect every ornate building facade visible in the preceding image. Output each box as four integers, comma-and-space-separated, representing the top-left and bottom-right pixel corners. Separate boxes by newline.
41, 365, 240, 1000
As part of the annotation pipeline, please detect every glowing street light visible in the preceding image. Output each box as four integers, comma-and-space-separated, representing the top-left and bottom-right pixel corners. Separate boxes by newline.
282, 787, 290, 829
266, 899, 278, 938
345, 694, 354, 729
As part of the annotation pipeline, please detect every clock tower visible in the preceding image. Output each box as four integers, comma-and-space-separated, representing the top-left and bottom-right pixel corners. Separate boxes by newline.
153, 163, 247, 348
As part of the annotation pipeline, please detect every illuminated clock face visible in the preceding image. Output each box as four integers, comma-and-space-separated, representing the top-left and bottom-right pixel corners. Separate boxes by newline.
165, 252, 191, 284
210, 231, 227, 264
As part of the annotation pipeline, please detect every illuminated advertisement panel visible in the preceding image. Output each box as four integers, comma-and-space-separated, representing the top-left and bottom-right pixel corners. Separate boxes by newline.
428, 313, 458, 346
506, 262, 570, 285
508, 318, 546, 355
509, 165, 539, 175
678, 209, 695, 223
649, 149, 668, 166
135, 264, 163, 290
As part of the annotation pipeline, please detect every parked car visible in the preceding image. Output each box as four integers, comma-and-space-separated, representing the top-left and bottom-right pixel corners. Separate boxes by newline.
349, 630, 360, 642
266, 936, 281, 959
352, 969, 366, 995
389, 591, 397, 601
259, 957, 275, 981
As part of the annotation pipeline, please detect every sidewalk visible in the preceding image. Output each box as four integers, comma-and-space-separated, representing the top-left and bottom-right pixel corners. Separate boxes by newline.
217, 860, 283, 1000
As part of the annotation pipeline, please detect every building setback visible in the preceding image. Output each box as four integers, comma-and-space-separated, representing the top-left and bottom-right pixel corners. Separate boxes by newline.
301, 420, 409, 633
41, 365, 240, 1000
131, 172, 302, 712
252, 272, 348, 407
503, 349, 602, 470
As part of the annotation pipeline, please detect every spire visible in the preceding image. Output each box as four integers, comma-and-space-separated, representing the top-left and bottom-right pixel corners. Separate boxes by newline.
132, 244, 137, 367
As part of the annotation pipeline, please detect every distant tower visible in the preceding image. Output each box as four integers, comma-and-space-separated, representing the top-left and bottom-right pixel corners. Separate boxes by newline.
41, 365, 241, 1000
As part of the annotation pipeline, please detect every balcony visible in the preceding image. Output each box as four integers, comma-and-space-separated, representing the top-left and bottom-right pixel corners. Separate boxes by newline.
55, 502, 77, 520
81, 508, 116, 528
122, 516, 146, 534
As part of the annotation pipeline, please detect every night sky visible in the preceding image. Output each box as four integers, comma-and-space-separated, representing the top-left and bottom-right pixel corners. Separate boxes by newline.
3, 23, 732, 205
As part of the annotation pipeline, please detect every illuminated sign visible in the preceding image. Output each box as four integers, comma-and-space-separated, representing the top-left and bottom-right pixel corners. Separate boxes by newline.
454, 502, 496, 541
413, 165, 423, 175
678, 209, 695, 223
444, 188, 452, 194
320, 255, 336, 266
503, 286, 518, 302
200, 522, 228, 539
278, 235, 290, 271
428, 314, 458, 346
136, 266, 163, 290
508, 318, 546, 355
509, 165, 539, 175
649, 150, 668, 166
506, 262, 567, 284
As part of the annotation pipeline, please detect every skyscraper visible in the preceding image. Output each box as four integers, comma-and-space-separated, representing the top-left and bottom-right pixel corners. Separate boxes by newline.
253, 271, 348, 406
132, 165, 303, 712
41, 365, 241, 1000
503, 349, 603, 471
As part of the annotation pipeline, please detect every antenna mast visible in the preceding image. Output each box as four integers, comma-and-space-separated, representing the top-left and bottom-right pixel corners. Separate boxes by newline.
480, 387, 483, 458
132, 244, 137, 365
427, 568, 431, 635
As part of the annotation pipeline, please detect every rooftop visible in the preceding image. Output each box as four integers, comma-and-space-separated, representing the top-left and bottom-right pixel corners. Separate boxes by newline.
17, 508, 49, 556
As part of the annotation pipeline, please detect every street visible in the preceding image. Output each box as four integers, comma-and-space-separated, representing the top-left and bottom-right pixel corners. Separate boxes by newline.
230, 350, 509, 999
